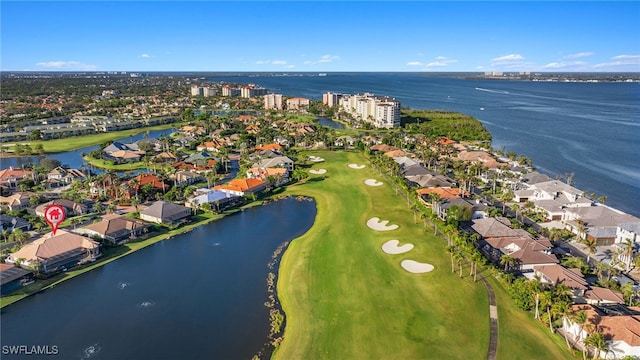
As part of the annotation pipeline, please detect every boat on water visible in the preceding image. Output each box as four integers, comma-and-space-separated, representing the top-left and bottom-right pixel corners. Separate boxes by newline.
318, 73, 327, 77
480, 107, 485, 110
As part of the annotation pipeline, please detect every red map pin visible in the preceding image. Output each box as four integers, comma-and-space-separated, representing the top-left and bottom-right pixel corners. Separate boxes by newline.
44, 204, 66, 236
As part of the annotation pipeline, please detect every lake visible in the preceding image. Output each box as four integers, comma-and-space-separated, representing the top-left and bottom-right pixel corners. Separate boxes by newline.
0, 197, 317, 360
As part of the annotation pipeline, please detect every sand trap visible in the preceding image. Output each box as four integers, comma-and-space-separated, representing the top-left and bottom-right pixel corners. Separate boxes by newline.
308, 156, 325, 162
382, 240, 414, 254
367, 217, 399, 231
401, 260, 435, 274
348, 164, 366, 169
364, 179, 383, 186
309, 169, 327, 174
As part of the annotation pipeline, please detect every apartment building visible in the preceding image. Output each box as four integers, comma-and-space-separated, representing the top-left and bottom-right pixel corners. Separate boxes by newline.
222, 85, 241, 97
338, 93, 400, 128
264, 93, 283, 110
286, 97, 310, 111
322, 92, 342, 107
241, 86, 269, 98
191, 85, 217, 97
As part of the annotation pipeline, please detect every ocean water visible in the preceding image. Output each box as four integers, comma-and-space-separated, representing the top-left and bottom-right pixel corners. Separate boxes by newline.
209, 73, 640, 217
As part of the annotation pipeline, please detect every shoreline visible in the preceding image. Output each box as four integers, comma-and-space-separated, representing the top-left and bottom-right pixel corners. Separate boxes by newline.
0, 198, 274, 309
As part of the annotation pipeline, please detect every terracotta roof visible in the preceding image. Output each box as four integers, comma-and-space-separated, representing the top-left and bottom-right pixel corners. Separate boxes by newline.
571, 305, 640, 346
416, 187, 467, 199
534, 264, 588, 290
9, 230, 98, 262
214, 178, 265, 193
585, 287, 625, 304
471, 217, 520, 238
255, 143, 281, 151
370, 144, 399, 152
384, 149, 410, 158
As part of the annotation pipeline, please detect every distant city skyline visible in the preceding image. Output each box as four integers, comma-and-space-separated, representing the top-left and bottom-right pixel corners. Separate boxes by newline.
2, 1, 639, 72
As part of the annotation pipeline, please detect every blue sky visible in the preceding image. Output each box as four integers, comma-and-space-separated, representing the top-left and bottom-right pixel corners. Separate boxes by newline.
2, 1, 639, 72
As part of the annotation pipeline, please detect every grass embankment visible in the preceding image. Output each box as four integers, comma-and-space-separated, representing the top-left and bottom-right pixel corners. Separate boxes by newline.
3, 122, 182, 154
275, 151, 573, 359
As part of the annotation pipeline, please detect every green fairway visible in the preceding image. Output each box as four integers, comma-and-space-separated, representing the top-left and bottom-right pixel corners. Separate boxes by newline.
276, 151, 574, 360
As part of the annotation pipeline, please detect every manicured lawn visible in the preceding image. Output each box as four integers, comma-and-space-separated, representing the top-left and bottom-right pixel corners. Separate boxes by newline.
275, 150, 574, 359
3, 122, 181, 154
82, 156, 148, 171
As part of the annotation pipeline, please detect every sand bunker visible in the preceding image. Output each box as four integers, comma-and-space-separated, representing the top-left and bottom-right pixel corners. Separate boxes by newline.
308, 156, 325, 162
401, 260, 435, 274
367, 217, 399, 231
348, 164, 366, 169
381, 240, 414, 254
309, 169, 327, 175
364, 179, 383, 186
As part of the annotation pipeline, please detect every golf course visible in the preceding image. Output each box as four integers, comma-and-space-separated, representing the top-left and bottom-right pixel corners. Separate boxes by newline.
276, 151, 573, 359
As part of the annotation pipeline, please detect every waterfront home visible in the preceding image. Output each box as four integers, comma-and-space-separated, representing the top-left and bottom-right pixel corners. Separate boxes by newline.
78, 214, 152, 244
36, 199, 91, 217
0, 168, 33, 189
456, 150, 506, 169
247, 167, 289, 186
0, 263, 33, 295
46, 167, 88, 187
185, 189, 240, 210
513, 180, 590, 221
6, 230, 100, 275
214, 178, 266, 197
251, 156, 294, 172
155, 151, 179, 163
563, 205, 639, 245
0, 214, 32, 233
0, 192, 34, 211
139, 200, 192, 225
103, 141, 140, 154
563, 304, 640, 359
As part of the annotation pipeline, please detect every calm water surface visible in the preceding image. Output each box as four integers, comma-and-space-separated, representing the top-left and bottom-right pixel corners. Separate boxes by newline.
0, 197, 316, 360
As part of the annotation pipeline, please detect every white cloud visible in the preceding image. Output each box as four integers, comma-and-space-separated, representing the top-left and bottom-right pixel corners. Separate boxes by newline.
318, 54, 340, 63
492, 54, 524, 62
564, 52, 594, 59
271, 60, 287, 65
407, 61, 424, 66
593, 54, 640, 70
35, 61, 97, 70
541, 61, 588, 70
303, 61, 313, 65
426, 57, 458, 67
139, 53, 152, 59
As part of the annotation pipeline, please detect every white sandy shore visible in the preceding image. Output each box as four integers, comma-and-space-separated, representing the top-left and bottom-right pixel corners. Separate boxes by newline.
366, 217, 399, 231
348, 164, 366, 169
401, 260, 435, 274
309, 169, 327, 174
381, 240, 414, 254
364, 179, 383, 186
308, 156, 325, 162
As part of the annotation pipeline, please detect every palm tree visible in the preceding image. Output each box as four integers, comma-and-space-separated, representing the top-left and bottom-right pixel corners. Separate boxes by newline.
583, 331, 608, 360
571, 310, 589, 360
10, 229, 28, 245
581, 237, 597, 264
553, 300, 574, 350
621, 282, 635, 305
500, 254, 516, 272
454, 250, 464, 278
446, 245, 456, 273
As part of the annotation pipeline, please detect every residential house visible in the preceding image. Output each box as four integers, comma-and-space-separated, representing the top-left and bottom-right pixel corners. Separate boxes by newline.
6, 230, 100, 275
584, 287, 626, 306
36, 199, 91, 217
130, 173, 169, 194
79, 214, 152, 244
0, 214, 32, 233
1, 263, 33, 295
139, 200, 192, 225
214, 178, 267, 197
472, 217, 559, 271
513, 180, 591, 221
252, 156, 294, 172
46, 167, 87, 187
532, 264, 588, 298
370, 144, 399, 153
0, 168, 33, 189
563, 304, 640, 359
155, 152, 179, 163
334, 136, 356, 148
255, 143, 282, 152
247, 167, 289, 186
563, 205, 639, 245
0, 192, 34, 211
456, 150, 506, 169
185, 189, 240, 211
171, 171, 202, 186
